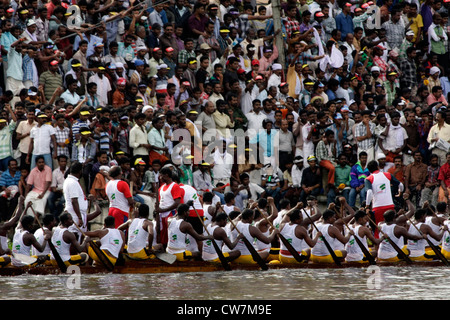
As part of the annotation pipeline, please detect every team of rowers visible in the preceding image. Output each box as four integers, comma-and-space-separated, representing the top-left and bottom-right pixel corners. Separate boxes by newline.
1, 189, 450, 269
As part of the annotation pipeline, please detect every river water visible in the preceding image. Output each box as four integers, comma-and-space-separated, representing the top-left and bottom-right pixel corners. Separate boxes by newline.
1, 265, 449, 300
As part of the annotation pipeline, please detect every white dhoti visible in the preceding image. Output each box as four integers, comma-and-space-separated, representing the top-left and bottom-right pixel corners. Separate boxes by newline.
25, 190, 50, 215
6, 77, 25, 96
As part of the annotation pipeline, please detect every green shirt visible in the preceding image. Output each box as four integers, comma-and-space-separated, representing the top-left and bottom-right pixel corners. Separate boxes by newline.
335, 164, 351, 188
430, 25, 446, 55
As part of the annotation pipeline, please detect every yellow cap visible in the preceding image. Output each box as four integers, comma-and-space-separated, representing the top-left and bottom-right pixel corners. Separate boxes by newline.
134, 158, 146, 165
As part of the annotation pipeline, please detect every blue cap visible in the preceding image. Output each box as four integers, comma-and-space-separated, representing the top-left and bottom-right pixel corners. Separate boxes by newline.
134, 59, 144, 66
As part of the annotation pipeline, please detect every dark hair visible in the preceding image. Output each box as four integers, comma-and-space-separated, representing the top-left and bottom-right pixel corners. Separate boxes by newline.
367, 160, 379, 173
241, 208, 255, 220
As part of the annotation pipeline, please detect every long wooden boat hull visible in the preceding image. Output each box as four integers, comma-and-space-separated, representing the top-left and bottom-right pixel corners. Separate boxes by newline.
0, 258, 447, 277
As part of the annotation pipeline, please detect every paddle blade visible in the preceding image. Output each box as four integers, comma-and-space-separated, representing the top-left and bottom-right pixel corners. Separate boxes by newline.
155, 252, 177, 264
12, 253, 37, 266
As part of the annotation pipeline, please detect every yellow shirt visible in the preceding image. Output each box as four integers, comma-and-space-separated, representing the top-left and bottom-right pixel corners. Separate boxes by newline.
408, 14, 424, 42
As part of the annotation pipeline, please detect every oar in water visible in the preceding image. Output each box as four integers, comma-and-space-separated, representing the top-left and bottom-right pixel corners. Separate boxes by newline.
403, 215, 450, 266
227, 216, 268, 271
366, 215, 413, 265
256, 208, 306, 263
29, 205, 67, 273
334, 208, 376, 265
73, 223, 115, 271
188, 202, 231, 271
302, 208, 342, 267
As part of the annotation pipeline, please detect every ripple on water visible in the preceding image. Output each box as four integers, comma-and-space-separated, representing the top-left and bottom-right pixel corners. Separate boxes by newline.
1, 266, 450, 300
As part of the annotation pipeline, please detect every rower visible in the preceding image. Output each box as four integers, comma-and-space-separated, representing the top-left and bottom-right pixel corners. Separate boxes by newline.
310, 209, 352, 264
254, 197, 279, 261
0, 197, 26, 267
202, 212, 242, 263
12, 215, 50, 260
50, 212, 90, 267
424, 201, 447, 247
345, 210, 384, 263
223, 192, 241, 215
202, 192, 221, 227
232, 208, 279, 264
406, 208, 447, 261
118, 204, 157, 260
377, 210, 423, 263
85, 216, 126, 266
272, 199, 292, 229
32, 214, 57, 264
279, 209, 322, 264
166, 203, 213, 261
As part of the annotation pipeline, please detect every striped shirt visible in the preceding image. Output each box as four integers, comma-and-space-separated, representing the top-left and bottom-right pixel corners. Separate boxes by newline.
39, 70, 63, 101
54, 125, 70, 157
0, 169, 21, 188
0, 122, 16, 160
354, 121, 376, 151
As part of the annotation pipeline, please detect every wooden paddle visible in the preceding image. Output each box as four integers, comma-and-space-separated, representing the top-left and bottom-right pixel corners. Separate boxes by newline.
334, 208, 376, 265
189, 202, 232, 271
73, 223, 115, 271
227, 215, 268, 271
404, 215, 450, 266
302, 208, 342, 266
366, 215, 413, 264
29, 205, 67, 273
256, 208, 306, 263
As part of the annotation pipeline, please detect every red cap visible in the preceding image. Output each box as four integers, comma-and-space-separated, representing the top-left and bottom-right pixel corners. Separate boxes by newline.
50, 60, 59, 66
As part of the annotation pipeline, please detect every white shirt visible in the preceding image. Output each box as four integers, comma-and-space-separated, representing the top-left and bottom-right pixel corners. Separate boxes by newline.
30, 124, 55, 155
212, 149, 233, 180
63, 174, 88, 219
246, 111, 267, 132
88, 73, 111, 107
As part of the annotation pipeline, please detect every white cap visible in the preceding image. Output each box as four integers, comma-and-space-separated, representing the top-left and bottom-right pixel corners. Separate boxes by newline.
371, 66, 380, 72
430, 66, 440, 75
376, 152, 386, 160
142, 105, 154, 113
272, 63, 282, 71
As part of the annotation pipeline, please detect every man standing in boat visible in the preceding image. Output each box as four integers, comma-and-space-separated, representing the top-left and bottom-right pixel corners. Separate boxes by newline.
106, 166, 135, 229
365, 160, 404, 237
155, 167, 182, 247
63, 162, 89, 240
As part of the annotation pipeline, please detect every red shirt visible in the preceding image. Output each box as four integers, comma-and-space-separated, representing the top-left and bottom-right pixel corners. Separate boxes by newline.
438, 162, 450, 188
